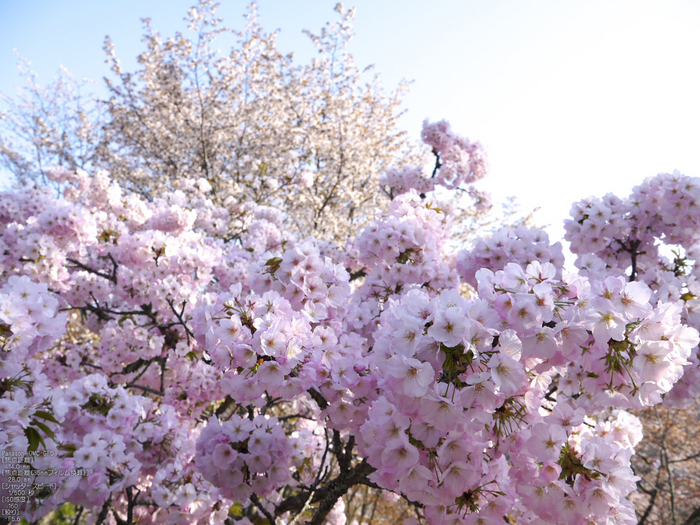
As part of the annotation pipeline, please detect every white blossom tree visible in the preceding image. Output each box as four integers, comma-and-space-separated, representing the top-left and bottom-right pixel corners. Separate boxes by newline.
1, 2, 432, 244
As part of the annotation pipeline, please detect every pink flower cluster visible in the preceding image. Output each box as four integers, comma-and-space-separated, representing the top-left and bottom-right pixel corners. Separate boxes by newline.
565, 171, 700, 408
380, 166, 436, 195
1, 154, 700, 524
350, 192, 458, 334
191, 237, 376, 437
565, 171, 700, 282
457, 226, 565, 287
421, 119, 488, 190
0, 275, 66, 366
196, 414, 319, 502
357, 261, 697, 523
380, 119, 487, 197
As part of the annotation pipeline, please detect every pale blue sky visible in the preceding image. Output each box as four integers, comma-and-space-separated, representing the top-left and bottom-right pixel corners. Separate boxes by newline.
2, 0, 700, 247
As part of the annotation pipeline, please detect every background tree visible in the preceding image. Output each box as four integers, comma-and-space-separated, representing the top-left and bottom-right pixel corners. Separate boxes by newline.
0, 60, 102, 189
2, 2, 430, 244
630, 405, 700, 525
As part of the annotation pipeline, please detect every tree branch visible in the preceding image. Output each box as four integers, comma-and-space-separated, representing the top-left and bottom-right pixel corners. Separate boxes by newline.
251, 493, 277, 525
66, 257, 118, 284
274, 458, 375, 521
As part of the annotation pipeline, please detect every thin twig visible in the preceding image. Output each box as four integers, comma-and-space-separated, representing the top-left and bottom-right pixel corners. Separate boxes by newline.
66, 258, 117, 283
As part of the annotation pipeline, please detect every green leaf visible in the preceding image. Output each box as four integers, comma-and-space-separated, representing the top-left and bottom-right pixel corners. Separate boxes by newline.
33, 410, 60, 424
32, 420, 56, 440
25, 427, 45, 452
58, 443, 77, 457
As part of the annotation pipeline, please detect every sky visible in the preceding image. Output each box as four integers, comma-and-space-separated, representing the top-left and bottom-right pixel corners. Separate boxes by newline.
2, 0, 700, 251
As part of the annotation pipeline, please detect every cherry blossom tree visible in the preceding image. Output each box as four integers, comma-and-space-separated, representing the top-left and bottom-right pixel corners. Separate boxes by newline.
1, 118, 699, 524
2, 1, 528, 249
2, 3, 700, 525
2, 2, 449, 245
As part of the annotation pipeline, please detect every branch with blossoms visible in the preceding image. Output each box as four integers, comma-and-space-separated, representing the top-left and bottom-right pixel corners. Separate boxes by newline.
429, 148, 442, 180
274, 459, 376, 524
66, 254, 119, 284
165, 297, 195, 346
2, 91, 700, 525
381, 120, 487, 200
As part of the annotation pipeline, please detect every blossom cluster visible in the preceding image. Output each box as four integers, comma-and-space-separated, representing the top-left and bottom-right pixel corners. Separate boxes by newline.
4, 0, 699, 519
195, 414, 322, 502
358, 261, 697, 523
565, 171, 700, 408
380, 120, 488, 198
456, 226, 565, 287
565, 171, 700, 282
350, 192, 458, 335
1, 145, 699, 524
420, 120, 488, 190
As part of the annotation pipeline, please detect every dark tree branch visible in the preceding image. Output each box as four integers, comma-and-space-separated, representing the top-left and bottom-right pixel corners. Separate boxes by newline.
166, 297, 194, 345
72, 506, 84, 525
347, 268, 366, 282
251, 493, 277, 525
343, 435, 356, 471
669, 450, 700, 464
215, 395, 236, 417
66, 257, 118, 284
429, 147, 442, 179
307, 388, 328, 410
125, 383, 163, 396
638, 483, 658, 525
274, 458, 375, 522
95, 496, 112, 525
683, 506, 700, 525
